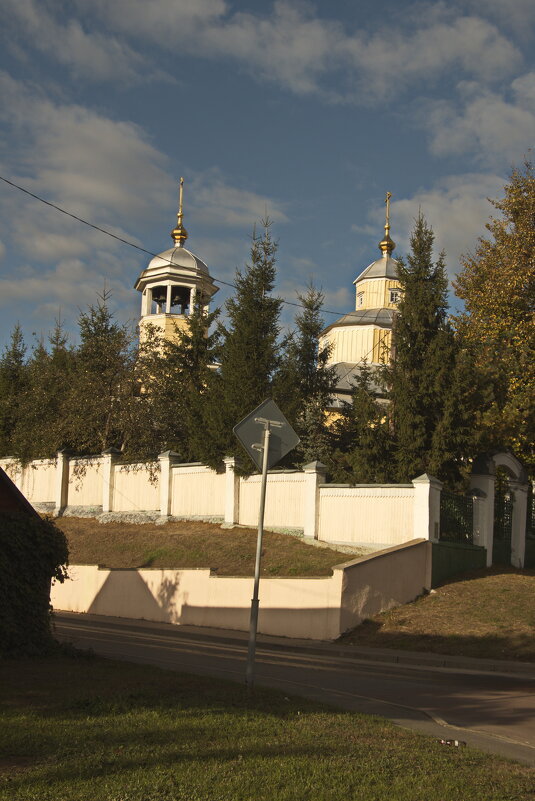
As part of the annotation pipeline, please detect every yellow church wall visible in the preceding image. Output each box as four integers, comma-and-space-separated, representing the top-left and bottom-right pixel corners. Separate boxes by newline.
322, 325, 391, 365
355, 278, 401, 310
139, 314, 189, 345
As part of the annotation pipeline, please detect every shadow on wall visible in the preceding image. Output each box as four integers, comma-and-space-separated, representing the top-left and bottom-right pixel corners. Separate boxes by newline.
82, 569, 338, 637
88, 571, 183, 624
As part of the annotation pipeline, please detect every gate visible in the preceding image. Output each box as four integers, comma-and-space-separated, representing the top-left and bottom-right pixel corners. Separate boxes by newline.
493, 488, 513, 566
433, 490, 485, 587
525, 484, 535, 569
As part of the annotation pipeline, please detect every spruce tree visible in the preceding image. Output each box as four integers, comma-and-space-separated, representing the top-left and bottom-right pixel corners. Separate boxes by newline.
274, 284, 337, 465
129, 299, 220, 462
12, 319, 74, 461
65, 291, 134, 454
0, 325, 27, 456
330, 361, 394, 483
202, 222, 282, 467
385, 214, 466, 483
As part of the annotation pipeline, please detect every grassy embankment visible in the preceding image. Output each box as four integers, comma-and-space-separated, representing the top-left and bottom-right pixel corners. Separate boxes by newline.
342, 567, 535, 662
57, 517, 358, 576
1, 652, 534, 801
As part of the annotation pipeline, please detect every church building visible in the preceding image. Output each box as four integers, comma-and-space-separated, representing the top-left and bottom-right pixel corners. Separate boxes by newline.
135, 178, 218, 344
319, 193, 401, 407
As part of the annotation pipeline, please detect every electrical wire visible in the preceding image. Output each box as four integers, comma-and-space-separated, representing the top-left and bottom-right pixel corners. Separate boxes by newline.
0, 173, 397, 322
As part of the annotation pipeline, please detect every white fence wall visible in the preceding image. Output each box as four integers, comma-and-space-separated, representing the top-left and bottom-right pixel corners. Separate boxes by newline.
0, 453, 442, 548
21, 459, 56, 503
171, 464, 226, 517
318, 486, 414, 546
112, 464, 159, 512
67, 459, 103, 507
238, 472, 307, 529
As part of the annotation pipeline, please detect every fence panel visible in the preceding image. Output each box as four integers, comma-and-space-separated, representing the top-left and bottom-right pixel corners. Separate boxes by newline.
440, 490, 473, 544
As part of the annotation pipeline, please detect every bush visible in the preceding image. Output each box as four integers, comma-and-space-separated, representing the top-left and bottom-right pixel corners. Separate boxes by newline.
0, 513, 68, 656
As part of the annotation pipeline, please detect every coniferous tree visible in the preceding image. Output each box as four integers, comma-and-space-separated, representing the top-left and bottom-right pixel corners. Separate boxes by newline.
202, 222, 282, 467
0, 325, 27, 456
274, 284, 337, 465
64, 291, 135, 454
12, 319, 74, 461
128, 300, 220, 462
330, 361, 394, 483
454, 162, 535, 474
385, 214, 468, 483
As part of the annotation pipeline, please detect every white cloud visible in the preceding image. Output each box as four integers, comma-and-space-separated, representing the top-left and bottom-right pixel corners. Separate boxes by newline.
1, 0, 167, 84
189, 170, 288, 229
372, 173, 506, 280
13, 1, 521, 103
424, 81, 535, 164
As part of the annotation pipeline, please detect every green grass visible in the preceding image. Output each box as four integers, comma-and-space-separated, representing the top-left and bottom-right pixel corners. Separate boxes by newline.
56, 517, 358, 576
341, 567, 535, 662
0, 652, 534, 800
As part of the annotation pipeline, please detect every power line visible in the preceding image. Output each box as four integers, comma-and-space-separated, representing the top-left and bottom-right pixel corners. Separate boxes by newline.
0, 173, 395, 322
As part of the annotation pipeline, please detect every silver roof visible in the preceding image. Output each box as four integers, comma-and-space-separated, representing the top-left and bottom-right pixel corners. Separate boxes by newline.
354, 254, 399, 283
321, 307, 395, 336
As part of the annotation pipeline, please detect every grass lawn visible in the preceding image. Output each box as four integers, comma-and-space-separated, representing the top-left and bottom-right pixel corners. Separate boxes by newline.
1, 652, 534, 801
341, 567, 535, 662
56, 517, 358, 577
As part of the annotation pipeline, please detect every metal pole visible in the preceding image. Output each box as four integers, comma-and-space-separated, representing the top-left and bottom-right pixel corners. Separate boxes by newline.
246, 423, 271, 692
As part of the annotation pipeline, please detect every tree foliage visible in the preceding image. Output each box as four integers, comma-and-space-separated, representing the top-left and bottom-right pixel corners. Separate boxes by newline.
385, 214, 472, 484
274, 285, 337, 465
202, 222, 283, 467
454, 162, 535, 473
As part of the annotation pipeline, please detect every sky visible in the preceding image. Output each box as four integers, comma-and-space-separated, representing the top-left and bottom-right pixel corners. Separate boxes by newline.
0, 0, 534, 352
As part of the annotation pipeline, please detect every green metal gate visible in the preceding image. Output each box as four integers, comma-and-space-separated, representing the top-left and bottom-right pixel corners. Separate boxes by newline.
525, 484, 535, 569
493, 489, 513, 566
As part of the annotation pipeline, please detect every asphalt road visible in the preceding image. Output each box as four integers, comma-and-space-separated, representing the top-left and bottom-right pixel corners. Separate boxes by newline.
54, 612, 535, 767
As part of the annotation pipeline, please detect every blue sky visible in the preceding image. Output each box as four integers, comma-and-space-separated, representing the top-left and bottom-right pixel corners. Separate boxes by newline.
0, 0, 534, 351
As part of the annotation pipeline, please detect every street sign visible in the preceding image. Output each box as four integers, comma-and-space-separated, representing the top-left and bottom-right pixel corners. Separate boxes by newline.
233, 398, 300, 692
233, 398, 300, 471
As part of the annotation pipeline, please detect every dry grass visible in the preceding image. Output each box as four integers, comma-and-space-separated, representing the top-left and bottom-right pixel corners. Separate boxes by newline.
56, 517, 356, 577
341, 567, 535, 662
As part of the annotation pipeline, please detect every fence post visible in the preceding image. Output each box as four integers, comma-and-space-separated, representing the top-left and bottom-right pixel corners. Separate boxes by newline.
101, 448, 121, 514
303, 461, 327, 539
470, 470, 495, 567
224, 456, 240, 525
54, 450, 70, 516
510, 479, 528, 568
158, 450, 179, 521
412, 474, 442, 542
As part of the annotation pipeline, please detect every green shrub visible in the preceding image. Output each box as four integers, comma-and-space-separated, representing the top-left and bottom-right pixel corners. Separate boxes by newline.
0, 513, 68, 656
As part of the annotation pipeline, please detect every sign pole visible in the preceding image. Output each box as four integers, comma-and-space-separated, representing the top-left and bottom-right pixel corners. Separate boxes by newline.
246, 420, 276, 692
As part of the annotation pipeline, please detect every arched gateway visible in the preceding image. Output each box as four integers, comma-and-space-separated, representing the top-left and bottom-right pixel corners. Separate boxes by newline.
470, 451, 530, 568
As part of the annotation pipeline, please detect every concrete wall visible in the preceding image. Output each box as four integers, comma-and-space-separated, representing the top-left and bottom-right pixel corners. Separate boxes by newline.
51, 540, 431, 640
318, 485, 414, 545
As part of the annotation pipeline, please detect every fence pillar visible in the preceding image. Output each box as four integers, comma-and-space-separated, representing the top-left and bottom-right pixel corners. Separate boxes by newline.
412, 474, 442, 542
224, 457, 240, 525
510, 479, 528, 568
303, 461, 327, 539
470, 472, 495, 567
54, 450, 70, 516
158, 450, 179, 521
101, 448, 121, 514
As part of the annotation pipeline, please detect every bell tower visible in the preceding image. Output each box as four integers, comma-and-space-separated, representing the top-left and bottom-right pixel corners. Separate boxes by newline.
135, 178, 218, 344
